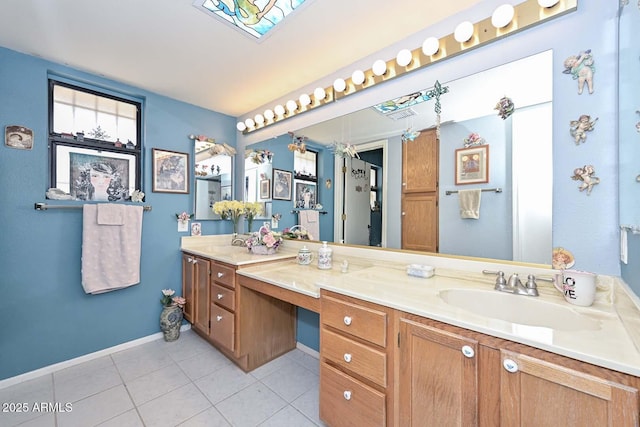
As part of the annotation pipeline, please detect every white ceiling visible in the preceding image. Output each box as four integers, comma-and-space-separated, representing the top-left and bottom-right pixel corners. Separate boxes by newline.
0, 0, 482, 118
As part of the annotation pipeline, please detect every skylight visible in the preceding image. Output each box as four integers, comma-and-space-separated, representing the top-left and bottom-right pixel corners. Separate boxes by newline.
194, 0, 307, 40
372, 89, 432, 115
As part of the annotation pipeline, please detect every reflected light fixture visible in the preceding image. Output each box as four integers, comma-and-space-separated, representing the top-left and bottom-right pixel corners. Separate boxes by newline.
454, 21, 474, 42
422, 37, 440, 56
396, 49, 413, 67
314, 87, 326, 100
352, 69, 366, 85
236, 122, 246, 131
538, 0, 560, 6
264, 109, 275, 121
244, 118, 255, 128
274, 104, 285, 117
333, 78, 346, 92
299, 93, 311, 107
372, 59, 387, 76
286, 99, 298, 113
492, 4, 515, 28
254, 114, 265, 125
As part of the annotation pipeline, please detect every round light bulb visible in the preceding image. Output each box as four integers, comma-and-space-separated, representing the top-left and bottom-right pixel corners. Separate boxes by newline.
244, 118, 255, 128
372, 59, 387, 76
254, 114, 264, 125
286, 99, 298, 113
274, 104, 285, 117
491, 4, 514, 28
314, 87, 326, 101
422, 37, 439, 56
333, 78, 346, 93
538, 0, 559, 7
299, 93, 311, 106
236, 122, 246, 131
454, 21, 474, 43
264, 109, 275, 120
351, 69, 365, 85
396, 49, 412, 67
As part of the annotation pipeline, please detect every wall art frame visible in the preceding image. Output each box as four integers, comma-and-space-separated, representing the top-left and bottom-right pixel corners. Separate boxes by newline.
152, 148, 190, 194
455, 145, 489, 185
272, 168, 292, 200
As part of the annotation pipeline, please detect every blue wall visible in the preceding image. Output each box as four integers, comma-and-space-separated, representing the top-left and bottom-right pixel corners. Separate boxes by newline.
0, 47, 237, 380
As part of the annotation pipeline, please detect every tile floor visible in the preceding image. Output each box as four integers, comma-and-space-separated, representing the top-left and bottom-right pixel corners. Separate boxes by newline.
1, 330, 326, 427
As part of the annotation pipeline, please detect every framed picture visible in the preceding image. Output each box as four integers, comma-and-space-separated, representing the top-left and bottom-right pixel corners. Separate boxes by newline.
455, 145, 489, 185
51, 142, 137, 201
152, 148, 189, 193
5, 125, 33, 150
259, 179, 271, 199
272, 169, 292, 200
294, 180, 317, 209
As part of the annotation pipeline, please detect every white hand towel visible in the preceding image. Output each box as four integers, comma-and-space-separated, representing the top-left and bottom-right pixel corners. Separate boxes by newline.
97, 203, 125, 225
621, 227, 628, 264
299, 210, 320, 241
458, 189, 482, 219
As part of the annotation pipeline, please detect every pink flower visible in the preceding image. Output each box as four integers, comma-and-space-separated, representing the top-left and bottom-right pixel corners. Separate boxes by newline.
263, 233, 277, 247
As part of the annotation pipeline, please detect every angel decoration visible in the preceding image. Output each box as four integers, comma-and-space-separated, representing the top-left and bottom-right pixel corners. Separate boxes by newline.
331, 141, 359, 158
287, 132, 307, 153
571, 165, 600, 195
563, 50, 595, 95
569, 115, 598, 145
494, 96, 515, 120
401, 128, 421, 143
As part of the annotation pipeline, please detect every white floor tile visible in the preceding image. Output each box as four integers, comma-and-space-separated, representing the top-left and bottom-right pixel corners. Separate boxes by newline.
286, 350, 320, 375
261, 361, 319, 402
56, 384, 133, 427
0, 375, 54, 426
178, 406, 232, 426
215, 382, 287, 426
125, 362, 191, 406
97, 408, 144, 426
291, 386, 323, 426
113, 348, 175, 382
194, 364, 257, 404
259, 405, 318, 427
177, 346, 231, 381
54, 363, 122, 403
137, 383, 211, 427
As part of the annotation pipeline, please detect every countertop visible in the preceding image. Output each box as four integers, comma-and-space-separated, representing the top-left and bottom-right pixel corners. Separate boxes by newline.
182, 236, 640, 377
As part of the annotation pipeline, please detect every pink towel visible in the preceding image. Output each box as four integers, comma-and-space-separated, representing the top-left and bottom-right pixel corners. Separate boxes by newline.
82, 204, 143, 294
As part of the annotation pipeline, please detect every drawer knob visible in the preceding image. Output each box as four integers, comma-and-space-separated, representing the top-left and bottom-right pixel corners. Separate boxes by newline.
187, 257, 193, 263
461, 345, 475, 358
343, 316, 352, 326
503, 358, 519, 373
217, 272, 224, 278
216, 315, 223, 322
192, 259, 198, 264
343, 390, 352, 401
217, 294, 224, 300
343, 353, 352, 363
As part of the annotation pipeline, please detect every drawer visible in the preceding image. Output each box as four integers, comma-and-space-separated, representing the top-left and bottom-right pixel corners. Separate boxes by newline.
320, 362, 386, 427
211, 263, 235, 289
211, 283, 235, 311
322, 295, 387, 347
209, 303, 234, 352
321, 328, 387, 387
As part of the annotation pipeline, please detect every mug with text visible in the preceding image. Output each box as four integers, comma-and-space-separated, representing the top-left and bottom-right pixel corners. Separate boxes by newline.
553, 269, 596, 306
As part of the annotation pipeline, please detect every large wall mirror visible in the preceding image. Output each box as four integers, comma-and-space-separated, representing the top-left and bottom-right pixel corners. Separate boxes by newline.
247, 50, 553, 265
244, 151, 273, 220
193, 140, 233, 220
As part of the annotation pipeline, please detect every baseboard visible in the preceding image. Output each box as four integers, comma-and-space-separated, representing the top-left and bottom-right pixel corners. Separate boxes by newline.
0, 324, 192, 390
296, 341, 319, 359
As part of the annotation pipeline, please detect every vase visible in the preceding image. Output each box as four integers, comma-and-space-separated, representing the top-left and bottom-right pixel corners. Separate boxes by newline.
250, 245, 277, 255
160, 305, 183, 342
247, 217, 254, 233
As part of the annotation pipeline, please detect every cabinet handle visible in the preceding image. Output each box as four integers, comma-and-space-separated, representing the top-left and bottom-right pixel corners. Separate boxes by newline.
461, 345, 475, 358
343, 316, 352, 326
192, 258, 198, 264
343, 390, 352, 401
217, 272, 224, 278
343, 353, 352, 363
503, 358, 519, 373
401, 212, 406, 216
187, 257, 194, 263
217, 294, 224, 300
216, 315, 223, 321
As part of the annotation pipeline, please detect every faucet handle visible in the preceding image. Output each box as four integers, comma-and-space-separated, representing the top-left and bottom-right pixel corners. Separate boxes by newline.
483, 270, 507, 288
524, 274, 540, 296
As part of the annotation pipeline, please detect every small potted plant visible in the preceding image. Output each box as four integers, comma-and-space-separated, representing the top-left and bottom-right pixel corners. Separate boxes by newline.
245, 225, 283, 255
159, 289, 186, 342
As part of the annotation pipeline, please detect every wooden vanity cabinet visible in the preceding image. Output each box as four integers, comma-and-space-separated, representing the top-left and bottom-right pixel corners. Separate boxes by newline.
319, 290, 396, 426
398, 313, 640, 427
208, 261, 236, 353
181, 253, 210, 333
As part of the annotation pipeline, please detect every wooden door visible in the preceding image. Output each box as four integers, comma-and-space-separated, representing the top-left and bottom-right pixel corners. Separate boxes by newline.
193, 257, 210, 335
399, 318, 479, 426
500, 350, 639, 426
402, 129, 438, 251
181, 253, 195, 323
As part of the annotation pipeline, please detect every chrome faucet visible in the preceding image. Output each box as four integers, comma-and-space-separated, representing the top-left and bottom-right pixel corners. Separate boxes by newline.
483, 270, 538, 297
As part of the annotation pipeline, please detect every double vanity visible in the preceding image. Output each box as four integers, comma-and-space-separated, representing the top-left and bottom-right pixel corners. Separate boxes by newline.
181, 235, 640, 426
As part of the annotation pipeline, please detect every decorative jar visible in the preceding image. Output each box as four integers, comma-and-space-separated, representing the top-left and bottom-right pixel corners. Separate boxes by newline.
160, 305, 183, 342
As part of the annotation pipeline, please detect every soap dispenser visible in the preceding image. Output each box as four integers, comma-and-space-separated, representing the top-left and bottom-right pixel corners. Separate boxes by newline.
317, 241, 332, 270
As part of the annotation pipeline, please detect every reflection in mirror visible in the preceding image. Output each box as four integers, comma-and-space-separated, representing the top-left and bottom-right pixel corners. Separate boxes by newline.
193, 141, 233, 220
244, 151, 273, 220
269, 51, 553, 264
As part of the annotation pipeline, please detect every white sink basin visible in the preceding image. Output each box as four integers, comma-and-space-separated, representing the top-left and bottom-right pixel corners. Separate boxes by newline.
439, 289, 601, 331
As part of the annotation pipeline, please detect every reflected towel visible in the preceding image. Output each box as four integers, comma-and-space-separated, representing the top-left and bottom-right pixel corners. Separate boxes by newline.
459, 189, 481, 219
97, 203, 125, 225
299, 210, 320, 241
82, 204, 143, 294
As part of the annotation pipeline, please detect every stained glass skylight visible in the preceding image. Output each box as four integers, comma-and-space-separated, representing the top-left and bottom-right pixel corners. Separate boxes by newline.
194, 0, 307, 40
372, 89, 432, 115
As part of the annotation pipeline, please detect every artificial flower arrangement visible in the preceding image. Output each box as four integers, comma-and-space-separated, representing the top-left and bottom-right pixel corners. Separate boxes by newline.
494, 96, 515, 120
130, 189, 145, 202
245, 149, 273, 164
160, 289, 186, 308
245, 225, 283, 252
463, 132, 486, 147
212, 200, 245, 233
282, 225, 313, 240
176, 211, 194, 222
243, 201, 264, 232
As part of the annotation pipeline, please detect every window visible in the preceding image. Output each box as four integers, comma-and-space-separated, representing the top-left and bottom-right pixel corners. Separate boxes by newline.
48, 80, 142, 201
293, 149, 317, 182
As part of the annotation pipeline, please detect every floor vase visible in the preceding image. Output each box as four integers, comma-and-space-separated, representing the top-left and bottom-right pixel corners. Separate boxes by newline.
160, 305, 183, 341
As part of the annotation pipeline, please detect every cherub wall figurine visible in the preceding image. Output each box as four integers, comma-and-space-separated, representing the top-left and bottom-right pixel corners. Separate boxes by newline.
569, 114, 598, 144
571, 165, 600, 195
563, 50, 595, 95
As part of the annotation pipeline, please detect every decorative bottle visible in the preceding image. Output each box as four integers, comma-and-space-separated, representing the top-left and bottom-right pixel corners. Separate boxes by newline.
318, 241, 332, 270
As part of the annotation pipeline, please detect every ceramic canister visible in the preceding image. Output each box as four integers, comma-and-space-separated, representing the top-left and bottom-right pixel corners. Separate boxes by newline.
317, 241, 332, 270
297, 245, 314, 265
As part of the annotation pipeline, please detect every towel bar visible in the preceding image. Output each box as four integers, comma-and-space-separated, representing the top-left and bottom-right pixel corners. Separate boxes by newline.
290, 209, 328, 214
445, 188, 502, 196
34, 202, 152, 212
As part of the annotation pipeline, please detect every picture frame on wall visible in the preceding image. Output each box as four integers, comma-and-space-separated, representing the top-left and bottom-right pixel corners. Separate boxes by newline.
455, 145, 489, 185
259, 179, 271, 199
5, 125, 34, 150
272, 168, 292, 200
294, 180, 317, 209
152, 148, 189, 194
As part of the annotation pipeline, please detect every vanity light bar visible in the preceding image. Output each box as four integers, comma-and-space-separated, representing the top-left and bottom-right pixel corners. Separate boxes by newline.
238, 0, 577, 134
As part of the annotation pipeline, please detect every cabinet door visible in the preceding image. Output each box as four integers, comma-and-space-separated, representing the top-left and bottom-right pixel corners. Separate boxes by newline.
181, 253, 195, 323
193, 257, 210, 334
210, 304, 235, 352
401, 193, 438, 252
402, 128, 438, 193
399, 318, 478, 426
500, 350, 639, 426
